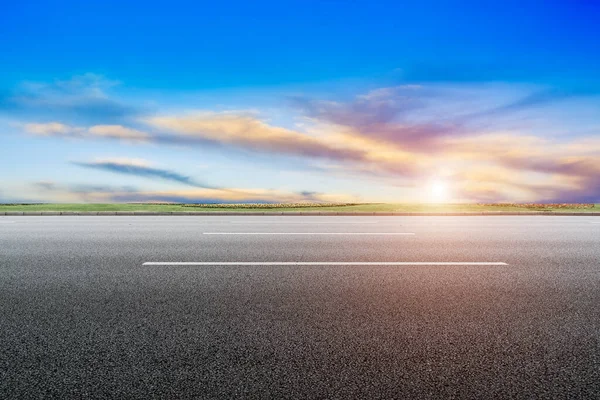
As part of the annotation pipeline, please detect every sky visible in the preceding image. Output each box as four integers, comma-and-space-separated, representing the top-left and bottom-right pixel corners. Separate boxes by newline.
1, 0, 599, 204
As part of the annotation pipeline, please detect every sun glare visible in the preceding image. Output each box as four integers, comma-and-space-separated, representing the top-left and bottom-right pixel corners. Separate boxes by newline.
430, 179, 449, 202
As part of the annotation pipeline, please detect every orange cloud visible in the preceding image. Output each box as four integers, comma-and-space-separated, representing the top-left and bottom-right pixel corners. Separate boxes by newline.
24, 122, 83, 136
23, 122, 149, 142
87, 125, 149, 142
144, 112, 364, 160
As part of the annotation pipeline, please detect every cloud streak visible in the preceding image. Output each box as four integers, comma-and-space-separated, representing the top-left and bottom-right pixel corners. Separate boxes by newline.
291, 86, 464, 151
30, 182, 359, 204
144, 111, 365, 161
463, 86, 600, 120
0, 74, 140, 124
23, 122, 149, 142
72, 158, 219, 189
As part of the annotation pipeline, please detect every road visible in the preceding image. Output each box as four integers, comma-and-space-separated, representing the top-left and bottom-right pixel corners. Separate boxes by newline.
1, 216, 599, 399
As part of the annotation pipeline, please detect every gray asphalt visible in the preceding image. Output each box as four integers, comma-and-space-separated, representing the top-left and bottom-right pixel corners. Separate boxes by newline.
1, 216, 599, 399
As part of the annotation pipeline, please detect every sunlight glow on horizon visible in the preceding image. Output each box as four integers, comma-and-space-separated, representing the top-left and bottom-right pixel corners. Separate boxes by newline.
429, 179, 450, 203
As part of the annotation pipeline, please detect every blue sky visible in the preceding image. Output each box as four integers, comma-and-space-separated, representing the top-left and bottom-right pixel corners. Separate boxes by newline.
1, 0, 599, 203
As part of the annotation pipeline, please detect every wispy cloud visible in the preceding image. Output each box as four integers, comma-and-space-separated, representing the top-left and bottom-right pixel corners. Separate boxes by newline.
72, 158, 219, 189
23, 122, 149, 142
33, 181, 58, 191
291, 86, 463, 151
30, 182, 359, 204
24, 122, 83, 136
291, 86, 425, 128
0, 74, 140, 124
87, 125, 150, 141
463, 86, 600, 120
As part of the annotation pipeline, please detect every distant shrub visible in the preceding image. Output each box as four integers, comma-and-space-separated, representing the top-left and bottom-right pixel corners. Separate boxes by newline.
182, 203, 361, 209
477, 203, 595, 209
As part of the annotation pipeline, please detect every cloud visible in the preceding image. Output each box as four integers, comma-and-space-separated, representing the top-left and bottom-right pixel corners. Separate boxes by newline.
441, 135, 600, 202
502, 155, 600, 178
21, 113, 364, 161
542, 177, 600, 203
291, 86, 424, 127
144, 111, 365, 160
28, 181, 139, 203
29, 182, 358, 204
442, 133, 600, 177
445, 163, 588, 203
0, 73, 140, 124
23, 122, 149, 142
501, 156, 600, 202
68, 184, 139, 194
23, 122, 83, 137
72, 158, 219, 189
292, 87, 464, 151
464, 86, 600, 120
87, 125, 150, 141
33, 181, 58, 191
292, 87, 600, 202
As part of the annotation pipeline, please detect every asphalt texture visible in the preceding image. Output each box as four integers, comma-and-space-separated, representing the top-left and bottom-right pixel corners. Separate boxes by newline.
1, 216, 599, 399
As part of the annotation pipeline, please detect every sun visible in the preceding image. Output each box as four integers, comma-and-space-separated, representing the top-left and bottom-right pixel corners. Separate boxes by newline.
429, 179, 449, 202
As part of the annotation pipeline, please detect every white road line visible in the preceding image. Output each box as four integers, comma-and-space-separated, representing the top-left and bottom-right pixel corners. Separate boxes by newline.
0, 221, 16, 224
228, 221, 380, 224
202, 232, 414, 235
143, 262, 508, 266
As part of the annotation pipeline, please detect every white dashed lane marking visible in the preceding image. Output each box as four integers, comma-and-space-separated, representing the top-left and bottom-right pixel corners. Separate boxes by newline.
202, 232, 414, 235
143, 262, 508, 266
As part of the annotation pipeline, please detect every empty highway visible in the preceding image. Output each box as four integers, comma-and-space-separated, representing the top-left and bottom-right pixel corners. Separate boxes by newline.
1, 216, 599, 399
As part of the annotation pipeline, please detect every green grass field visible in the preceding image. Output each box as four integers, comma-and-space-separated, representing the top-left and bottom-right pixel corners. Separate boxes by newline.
0, 203, 598, 213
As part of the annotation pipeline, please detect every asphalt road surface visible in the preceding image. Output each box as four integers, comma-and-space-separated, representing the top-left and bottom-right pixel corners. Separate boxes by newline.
1, 216, 599, 399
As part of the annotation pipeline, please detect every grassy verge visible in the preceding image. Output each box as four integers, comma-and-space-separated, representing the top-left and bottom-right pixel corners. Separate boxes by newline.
0, 203, 599, 213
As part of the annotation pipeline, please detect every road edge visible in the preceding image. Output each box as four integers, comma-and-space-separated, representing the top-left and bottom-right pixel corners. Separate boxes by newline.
2, 211, 600, 216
